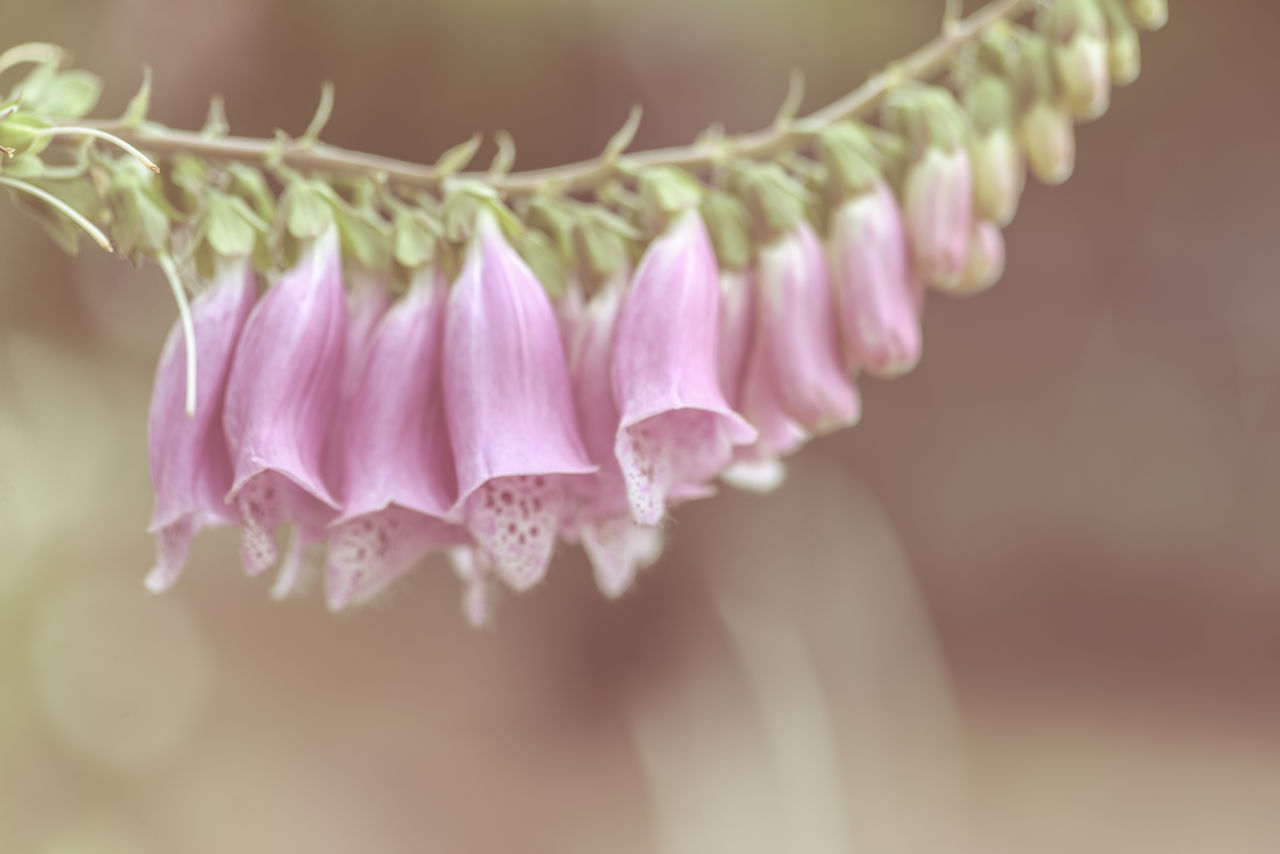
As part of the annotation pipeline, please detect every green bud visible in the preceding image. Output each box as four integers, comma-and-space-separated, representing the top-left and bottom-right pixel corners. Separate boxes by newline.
1127, 0, 1167, 31
1020, 99, 1075, 185
970, 126, 1024, 226
1099, 0, 1141, 86
1047, 0, 1111, 121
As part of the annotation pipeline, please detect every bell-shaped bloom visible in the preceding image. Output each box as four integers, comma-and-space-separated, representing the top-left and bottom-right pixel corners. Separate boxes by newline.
559, 275, 658, 596
828, 183, 923, 378
950, 221, 1007, 296
1021, 100, 1076, 185
222, 227, 347, 576
716, 269, 754, 411
443, 210, 595, 591
611, 209, 757, 526
755, 221, 860, 432
903, 146, 973, 288
145, 261, 257, 592
971, 127, 1025, 227
325, 269, 468, 610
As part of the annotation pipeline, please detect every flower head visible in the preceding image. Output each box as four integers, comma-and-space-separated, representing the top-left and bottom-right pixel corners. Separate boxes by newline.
443, 210, 595, 591
145, 260, 257, 592
611, 209, 757, 526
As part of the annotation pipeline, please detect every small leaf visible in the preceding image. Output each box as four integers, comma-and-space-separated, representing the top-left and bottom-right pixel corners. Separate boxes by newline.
434, 133, 482, 176
119, 66, 152, 127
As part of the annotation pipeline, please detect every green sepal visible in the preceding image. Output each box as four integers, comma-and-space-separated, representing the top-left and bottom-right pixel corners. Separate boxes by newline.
818, 122, 883, 199
0, 113, 51, 157
104, 159, 182, 260
392, 206, 438, 269
281, 180, 336, 240
119, 67, 152, 127
572, 207, 634, 289
7, 174, 102, 254
335, 202, 392, 271
698, 190, 753, 272
169, 154, 210, 207
226, 163, 275, 221
509, 226, 567, 299
729, 161, 809, 244
964, 73, 1016, 134
206, 193, 268, 258
1012, 33, 1058, 110
638, 166, 703, 233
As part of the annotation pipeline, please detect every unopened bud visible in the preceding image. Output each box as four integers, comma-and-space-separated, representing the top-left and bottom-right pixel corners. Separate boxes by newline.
947, 221, 1006, 296
1020, 99, 1076, 186
1127, 0, 1167, 31
971, 126, 1025, 226
1048, 0, 1111, 121
1100, 0, 1142, 86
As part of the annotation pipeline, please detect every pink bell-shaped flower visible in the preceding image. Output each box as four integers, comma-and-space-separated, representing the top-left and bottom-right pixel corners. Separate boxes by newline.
829, 183, 923, 378
903, 145, 974, 288
145, 260, 257, 592
222, 227, 347, 576
561, 274, 666, 598
755, 221, 860, 432
611, 209, 757, 526
443, 210, 596, 591
325, 268, 467, 610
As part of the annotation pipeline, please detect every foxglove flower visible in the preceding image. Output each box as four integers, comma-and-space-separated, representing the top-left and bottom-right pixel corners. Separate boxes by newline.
561, 274, 666, 598
325, 269, 467, 610
222, 227, 347, 575
1050, 0, 1111, 121
145, 261, 257, 592
903, 145, 974, 288
755, 221, 860, 432
828, 183, 922, 378
1021, 99, 1076, 185
443, 210, 595, 591
612, 209, 757, 526
271, 270, 391, 601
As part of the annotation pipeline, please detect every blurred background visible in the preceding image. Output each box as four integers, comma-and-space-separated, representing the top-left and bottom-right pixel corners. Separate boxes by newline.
2, 1, 1279, 851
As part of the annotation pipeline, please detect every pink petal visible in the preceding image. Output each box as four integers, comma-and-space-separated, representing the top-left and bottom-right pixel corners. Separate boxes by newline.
612, 210, 757, 526
223, 228, 347, 574
903, 147, 974, 287
145, 261, 257, 592
579, 515, 663, 599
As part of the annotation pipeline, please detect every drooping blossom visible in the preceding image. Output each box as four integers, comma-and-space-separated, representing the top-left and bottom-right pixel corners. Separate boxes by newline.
828, 182, 922, 378
1021, 100, 1076, 186
222, 226, 347, 575
443, 210, 595, 591
555, 276, 658, 597
754, 221, 860, 432
145, 260, 257, 592
272, 270, 391, 601
325, 268, 468, 610
1049, 0, 1111, 121
903, 145, 973, 288
611, 209, 757, 526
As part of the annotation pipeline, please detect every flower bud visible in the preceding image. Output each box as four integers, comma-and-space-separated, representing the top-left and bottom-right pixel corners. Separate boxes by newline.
1127, 0, 1167, 31
1048, 0, 1112, 121
903, 146, 974, 288
1020, 99, 1076, 185
971, 126, 1025, 227
947, 221, 1006, 296
1100, 0, 1141, 86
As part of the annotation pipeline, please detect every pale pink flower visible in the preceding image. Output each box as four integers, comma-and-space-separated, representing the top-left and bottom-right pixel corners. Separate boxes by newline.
145, 260, 257, 592
611, 209, 757, 526
828, 183, 923, 378
443, 210, 595, 591
325, 269, 468, 610
755, 221, 860, 432
903, 146, 974, 288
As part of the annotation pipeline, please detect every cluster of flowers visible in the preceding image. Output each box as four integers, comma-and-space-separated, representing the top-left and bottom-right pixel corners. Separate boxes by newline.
144, 0, 1160, 621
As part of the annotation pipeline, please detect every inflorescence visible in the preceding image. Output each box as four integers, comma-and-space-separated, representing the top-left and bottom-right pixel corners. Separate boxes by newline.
0, 0, 1165, 623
